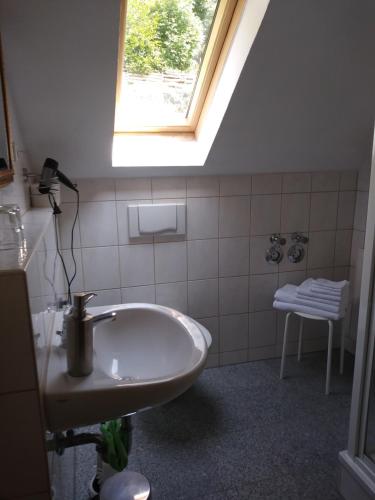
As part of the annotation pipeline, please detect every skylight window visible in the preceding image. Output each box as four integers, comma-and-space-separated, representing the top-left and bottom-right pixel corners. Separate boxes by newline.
115, 0, 240, 132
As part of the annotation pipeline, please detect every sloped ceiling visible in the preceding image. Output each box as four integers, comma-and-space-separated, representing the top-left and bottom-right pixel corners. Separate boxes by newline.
1, 0, 375, 178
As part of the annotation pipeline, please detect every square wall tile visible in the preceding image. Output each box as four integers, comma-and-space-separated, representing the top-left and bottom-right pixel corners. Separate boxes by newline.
197, 317, 219, 353
219, 175, 251, 196
334, 230, 352, 267
249, 274, 278, 312
278, 270, 306, 287
187, 239, 218, 280
86, 288, 122, 306
249, 310, 277, 348
250, 236, 278, 275
219, 276, 249, 315
306, 268, 333, 280
309, 192, 338, 231
219, 196, 250, 237
220, 314, 249, 352
187, 176, 219, 197
219, 237, 249, 277
337, 191, 356, 229
119, 244, 154, 287
220, 349, 248, 366
340, 171, 357, 191
115, 178, 152, 200
121, 285, 156, 304
152, 177, 186, 198
281, 193, 310, 233
156, 282, 188, 313
187, 198, 219, 239
82, 246, 120, 290
333, 266, 350, 281
251, 174, 282, 194
188, 279, 218, 318
58, 203, 81, 249
354, 191, 369, 231
311, 172, 339, 192
307, 231, 336, 269
154, 241, 187, 283
79, 201, 118, 247
117, 200, 153, 245
282, 173, 311, 193
78, 178, 115, 201
250, 194, 281, 235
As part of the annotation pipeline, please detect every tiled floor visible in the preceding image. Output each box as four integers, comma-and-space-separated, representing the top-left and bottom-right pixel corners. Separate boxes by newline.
70, 350, 353, 499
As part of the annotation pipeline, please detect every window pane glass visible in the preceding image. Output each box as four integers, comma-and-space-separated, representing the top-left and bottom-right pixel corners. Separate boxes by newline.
116, 0, 219, 129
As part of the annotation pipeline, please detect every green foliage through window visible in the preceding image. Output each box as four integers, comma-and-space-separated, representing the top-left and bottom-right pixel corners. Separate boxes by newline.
124, 0, 218, 75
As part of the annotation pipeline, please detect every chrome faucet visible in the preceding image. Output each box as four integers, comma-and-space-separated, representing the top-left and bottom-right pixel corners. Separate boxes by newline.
66, 292, 116, 377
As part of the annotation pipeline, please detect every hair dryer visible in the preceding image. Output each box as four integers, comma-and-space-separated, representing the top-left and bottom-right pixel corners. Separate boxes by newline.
38, 157, 77, 194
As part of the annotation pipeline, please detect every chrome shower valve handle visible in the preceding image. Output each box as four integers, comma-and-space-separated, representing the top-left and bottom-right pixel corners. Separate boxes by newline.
291, 232, 309, 244
288, 243, 305, 263
265, 243, 283, 264
270, 233, 286, 246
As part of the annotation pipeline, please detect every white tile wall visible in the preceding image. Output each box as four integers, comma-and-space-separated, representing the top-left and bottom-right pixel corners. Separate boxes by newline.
219, 276, 249, 314
219, 237, 249, 277
119, 244, 154, 287
187, 176, 219, 197
187, 197, 219, 239
282, 173, 311, 193
187, 239, 218, 280
79, 201, 118, 247
155, 241, 187, 283
250, 194, 281, 235
156, 281, 188, 313
82, 246, 120, 290
281, 193, 310, 233
219, 196, 250, 237
309, 192, 338, 231
59, 171, 357, 367
121, 284, 156, 304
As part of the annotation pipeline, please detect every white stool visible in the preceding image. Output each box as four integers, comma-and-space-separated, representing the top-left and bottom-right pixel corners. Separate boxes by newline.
279, 312, 346, 395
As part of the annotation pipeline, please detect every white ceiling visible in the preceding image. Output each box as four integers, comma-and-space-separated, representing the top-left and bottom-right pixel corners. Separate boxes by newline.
1, 0, 375, 178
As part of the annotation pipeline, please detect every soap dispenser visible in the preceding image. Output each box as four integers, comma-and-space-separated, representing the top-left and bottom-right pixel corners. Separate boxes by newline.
66, 292, 97, 377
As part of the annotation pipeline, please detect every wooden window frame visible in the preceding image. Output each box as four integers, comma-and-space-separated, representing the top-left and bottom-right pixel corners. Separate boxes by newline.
114, 0, 245, 135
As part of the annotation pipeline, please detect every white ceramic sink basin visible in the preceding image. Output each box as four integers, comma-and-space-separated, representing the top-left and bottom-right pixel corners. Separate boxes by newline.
43, 303, 209, 431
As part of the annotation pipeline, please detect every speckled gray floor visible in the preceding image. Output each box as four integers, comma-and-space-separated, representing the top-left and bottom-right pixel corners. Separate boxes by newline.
69, 350, 353, 499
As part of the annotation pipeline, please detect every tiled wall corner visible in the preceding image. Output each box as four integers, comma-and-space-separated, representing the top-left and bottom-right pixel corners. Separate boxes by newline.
59, 170, 358, 367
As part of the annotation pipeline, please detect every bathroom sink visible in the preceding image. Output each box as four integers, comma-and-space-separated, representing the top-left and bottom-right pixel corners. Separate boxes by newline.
43, 303, 209, 431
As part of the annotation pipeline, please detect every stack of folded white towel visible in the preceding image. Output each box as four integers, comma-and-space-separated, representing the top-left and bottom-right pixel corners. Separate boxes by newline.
273, 278, 349, 320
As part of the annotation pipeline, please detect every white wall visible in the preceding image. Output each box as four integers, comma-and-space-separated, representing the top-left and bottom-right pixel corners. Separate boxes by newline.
1, 0, 375, 178
58, 170, 356, 367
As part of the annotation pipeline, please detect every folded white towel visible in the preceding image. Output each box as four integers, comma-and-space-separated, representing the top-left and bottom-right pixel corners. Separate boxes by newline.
297, 278, 349, 305
297, 290, 342, 305
316, 278, 348, 290
275, 284, 345, 314
273, 300, 342, 320
311, 285, 342, 297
